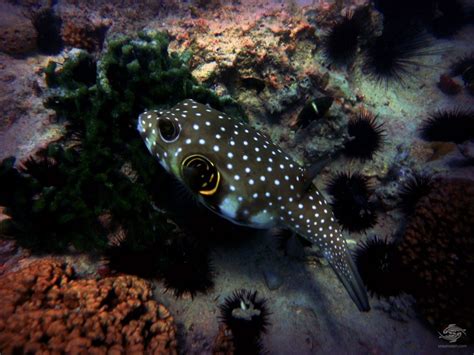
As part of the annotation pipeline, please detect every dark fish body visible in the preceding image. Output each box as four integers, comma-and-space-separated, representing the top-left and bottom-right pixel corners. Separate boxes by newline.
138, 99, 370, 312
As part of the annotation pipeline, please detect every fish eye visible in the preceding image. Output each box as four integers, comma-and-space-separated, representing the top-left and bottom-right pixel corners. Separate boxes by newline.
181, 154, 221, 196
158, 118, 180, 143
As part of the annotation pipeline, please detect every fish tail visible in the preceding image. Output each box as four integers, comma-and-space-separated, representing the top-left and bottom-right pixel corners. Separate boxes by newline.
327, 249, 370, 312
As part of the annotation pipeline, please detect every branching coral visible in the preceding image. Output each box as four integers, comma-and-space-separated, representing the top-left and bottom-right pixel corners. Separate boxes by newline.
0, 259, 178, 354
398, 178, 474, 341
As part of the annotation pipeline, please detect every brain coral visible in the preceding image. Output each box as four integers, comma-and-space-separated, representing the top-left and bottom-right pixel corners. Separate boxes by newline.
0, 259, 178, 354
398, 178, 474, 341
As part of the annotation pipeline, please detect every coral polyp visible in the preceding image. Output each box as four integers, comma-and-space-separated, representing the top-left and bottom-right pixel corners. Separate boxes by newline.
343, 111, 386, 161
326, 172, 377, 233
419, 109, 474, 143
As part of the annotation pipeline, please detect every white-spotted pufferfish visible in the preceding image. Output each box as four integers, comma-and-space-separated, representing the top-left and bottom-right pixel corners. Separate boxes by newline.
138, 99, 370, 312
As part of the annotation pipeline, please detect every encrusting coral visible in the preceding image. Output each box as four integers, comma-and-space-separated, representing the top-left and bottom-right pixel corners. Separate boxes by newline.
398, 178, 474, 342
0, 258, 178, 354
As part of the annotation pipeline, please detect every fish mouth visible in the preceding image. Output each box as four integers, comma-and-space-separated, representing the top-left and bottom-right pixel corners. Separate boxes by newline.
329, 249, 371, 312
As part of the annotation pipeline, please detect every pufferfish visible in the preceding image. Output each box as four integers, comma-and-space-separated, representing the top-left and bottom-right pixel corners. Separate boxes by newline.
137, 99, 370, 312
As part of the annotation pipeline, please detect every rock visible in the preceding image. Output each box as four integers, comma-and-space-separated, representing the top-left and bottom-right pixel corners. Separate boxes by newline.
459, 140, 474, 163
263, 269, 283, 290
374, 295, 417, 322
0, 3, 37, 56
192, 61, 218, 82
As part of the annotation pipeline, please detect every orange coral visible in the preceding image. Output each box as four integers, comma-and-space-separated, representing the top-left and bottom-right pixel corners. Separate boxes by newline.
399, 179, 474, 340
0, 259, 178, 354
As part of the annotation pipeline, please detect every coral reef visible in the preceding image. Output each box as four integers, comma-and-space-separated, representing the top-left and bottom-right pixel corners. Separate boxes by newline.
398, 178, 474, 341
0, 259, 178, 354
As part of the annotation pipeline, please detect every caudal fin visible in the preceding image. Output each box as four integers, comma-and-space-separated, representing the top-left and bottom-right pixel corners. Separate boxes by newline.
328, 249, 370, 312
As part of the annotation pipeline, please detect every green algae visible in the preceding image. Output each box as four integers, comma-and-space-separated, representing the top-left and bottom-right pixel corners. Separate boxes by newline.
0, 30, 244, 253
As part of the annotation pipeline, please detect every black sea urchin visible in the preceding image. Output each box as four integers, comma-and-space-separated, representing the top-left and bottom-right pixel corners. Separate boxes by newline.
104, 236, 161, 279
322, 7, 371, 66
419, 109, 474, 143
372, 0, 437, 24
219, 289, 270, 353
430, 0, 470, 38
398, 173, 434, 215
160, 235, 214, 298
362, 23, 434, 84
354, 236, 405, 298
31, 8, 63, 54
451, 53, 474, 86
19, 148, 65, 187
343, 111, 386, 161
323, 18, 360, 66
326, 172, 377, 233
